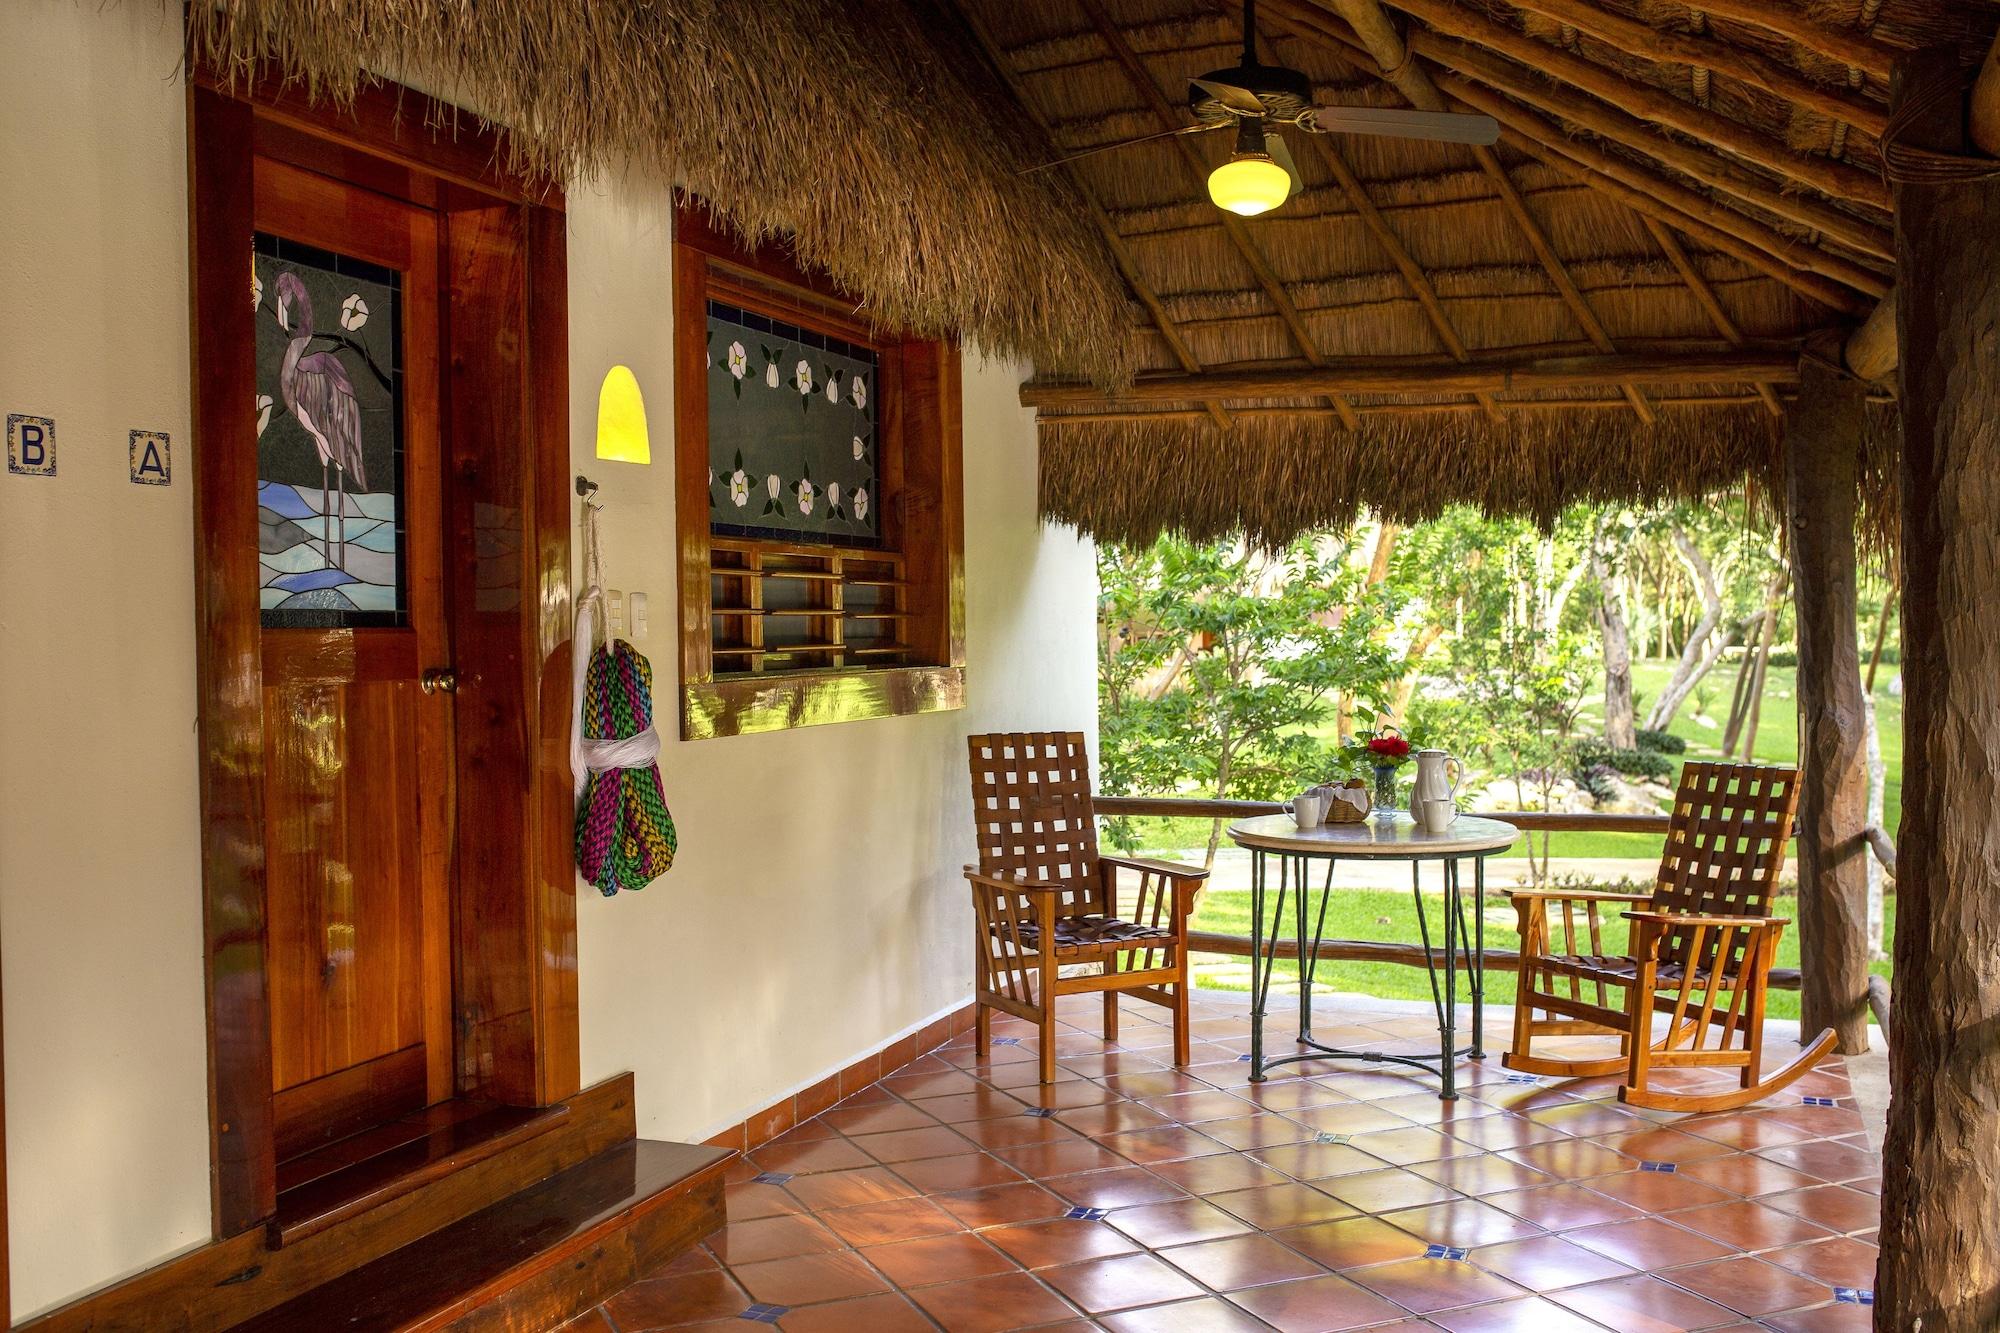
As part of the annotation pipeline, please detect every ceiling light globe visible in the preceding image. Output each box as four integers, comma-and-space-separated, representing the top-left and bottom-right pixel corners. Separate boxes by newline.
1207, 155, 1292, 216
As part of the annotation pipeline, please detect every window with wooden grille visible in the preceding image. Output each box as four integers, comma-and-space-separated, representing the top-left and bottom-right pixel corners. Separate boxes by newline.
673, 204, 965, 738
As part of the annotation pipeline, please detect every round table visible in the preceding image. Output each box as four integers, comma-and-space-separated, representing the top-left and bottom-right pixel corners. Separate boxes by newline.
1226, 812, 1518, 1100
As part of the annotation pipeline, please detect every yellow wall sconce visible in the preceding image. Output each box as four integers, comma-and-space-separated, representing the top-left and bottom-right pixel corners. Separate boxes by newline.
595, 364, 651, 465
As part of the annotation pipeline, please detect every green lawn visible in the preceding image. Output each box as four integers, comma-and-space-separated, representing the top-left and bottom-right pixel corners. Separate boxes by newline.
1185, 884, 1894, 1023
1112, 659, 1904, 864
1107, 655, 1902, 1010
1500, 659, 1906, 862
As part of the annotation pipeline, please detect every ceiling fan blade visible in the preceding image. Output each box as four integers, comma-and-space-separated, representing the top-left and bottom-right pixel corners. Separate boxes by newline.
1190, 76, 1268, 117
1301, 105, 1500, 146
1267, 132, 1304, 202
1021, 120, 1228, 174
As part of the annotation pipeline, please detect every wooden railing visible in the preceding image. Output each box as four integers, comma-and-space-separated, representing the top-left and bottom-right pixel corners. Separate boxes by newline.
1093, 794, 1803, 992
1094, 794, 1674, 834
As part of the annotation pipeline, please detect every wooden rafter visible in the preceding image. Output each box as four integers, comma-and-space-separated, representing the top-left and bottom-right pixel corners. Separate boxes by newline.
1503, 0, 1889, 138
1308, 136, 1502, 419
1296, 0, 1653, 422
1225, 0, 1502, 419
949, 0, 1233, 431
1642, 215, 1783, 417
1041, 391, 1787, 425
1076, 0, 1361, 429
1689, 0, 1896, 82
1412, 30, 1893, 260
1269, 0, 1885, 308
1381, 0, 1892, 209
1443, 76, 1889, 301
1019, 347, 1800, 407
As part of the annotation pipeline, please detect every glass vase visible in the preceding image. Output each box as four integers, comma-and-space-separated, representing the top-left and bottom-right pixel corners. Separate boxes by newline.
1372, 764, 1400, 815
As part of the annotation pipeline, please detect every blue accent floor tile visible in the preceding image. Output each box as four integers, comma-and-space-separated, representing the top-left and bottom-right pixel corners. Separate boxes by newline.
752, 1171, 794, 1185
1835, 1288, 1875, 1305
992, 1036, 1022, 1047
740, 1304, 789, 1323
1425, 1244, 1469, 1261
1025, 1106, 1056, 1118
1316, 1132, 1352, 1145
1803, 1095, 1838, 1106
1640, 1161, 1679, 1173
1064, 1206, 1110, 1221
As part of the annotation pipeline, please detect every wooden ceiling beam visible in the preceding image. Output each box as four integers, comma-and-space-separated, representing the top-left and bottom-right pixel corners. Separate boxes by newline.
1305, 135, 1503, 419
1642, 215, 1783, 417
1019, 347, 1800, 407
1689, 0, 1897, 82
1041, 391, 1789, 424
1413, 30, 1893, 259
949, 0, 1233, 432
1378, 0, 1891, 209
1502, 0, 1889, 138
1302, 0, 1653, 422
1443, 76, 1890, 300
1268, 0, 1875, 311
1227, 0, 1501, 419
1076, 0, 1361, 429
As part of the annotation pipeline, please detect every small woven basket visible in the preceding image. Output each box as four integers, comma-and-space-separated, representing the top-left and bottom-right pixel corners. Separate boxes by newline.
1322, 778, 1369, 824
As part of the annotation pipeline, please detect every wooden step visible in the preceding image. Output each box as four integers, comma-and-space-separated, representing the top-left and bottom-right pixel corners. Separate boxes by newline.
272, 1102, 571, 1247
229, 1139, 730, 1332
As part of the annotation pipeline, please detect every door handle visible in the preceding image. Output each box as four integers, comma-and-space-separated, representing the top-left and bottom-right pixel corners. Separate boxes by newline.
420, 668, 458, 695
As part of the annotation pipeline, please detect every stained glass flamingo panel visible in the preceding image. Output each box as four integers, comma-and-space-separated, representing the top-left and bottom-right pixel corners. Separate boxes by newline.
253, 232, 406, 628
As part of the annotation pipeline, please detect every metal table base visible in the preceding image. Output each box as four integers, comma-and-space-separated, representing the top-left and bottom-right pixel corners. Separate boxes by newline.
1246, 847, 1492, 1099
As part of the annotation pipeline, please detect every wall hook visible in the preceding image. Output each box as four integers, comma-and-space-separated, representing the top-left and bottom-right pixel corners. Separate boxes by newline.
575, 474, 600, 498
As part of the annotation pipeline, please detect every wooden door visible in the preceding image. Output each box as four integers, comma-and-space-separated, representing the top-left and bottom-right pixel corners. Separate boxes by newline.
252, 158, 453, 1160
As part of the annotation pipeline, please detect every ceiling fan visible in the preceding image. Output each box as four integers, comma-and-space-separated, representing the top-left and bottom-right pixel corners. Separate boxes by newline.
1026, 0, 1499, 217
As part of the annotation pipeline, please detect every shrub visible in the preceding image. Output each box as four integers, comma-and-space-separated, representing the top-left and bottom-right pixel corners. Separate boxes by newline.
1635, 728, 1686, 754
1576, 762, 1619, 803
1571, 739, 1674, 783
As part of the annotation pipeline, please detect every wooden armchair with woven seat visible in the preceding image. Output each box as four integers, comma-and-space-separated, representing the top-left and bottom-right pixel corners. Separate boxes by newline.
1506, 760, 1838, 1112
965, 733, 1209, 1084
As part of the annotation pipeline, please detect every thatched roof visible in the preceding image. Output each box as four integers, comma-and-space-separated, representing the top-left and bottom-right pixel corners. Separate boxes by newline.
960, 0, 1996, 542
184, 1, 1135, 385
189, 0, 1999, 542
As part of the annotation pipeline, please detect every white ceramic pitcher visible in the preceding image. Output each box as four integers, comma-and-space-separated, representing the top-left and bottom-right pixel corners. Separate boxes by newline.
1410, 748, 1463, 816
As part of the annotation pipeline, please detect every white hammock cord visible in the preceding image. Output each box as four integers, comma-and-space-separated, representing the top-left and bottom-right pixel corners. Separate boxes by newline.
569, 498, 661, 799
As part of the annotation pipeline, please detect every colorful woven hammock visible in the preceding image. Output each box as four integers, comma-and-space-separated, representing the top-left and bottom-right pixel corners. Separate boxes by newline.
575, 638, 677, 896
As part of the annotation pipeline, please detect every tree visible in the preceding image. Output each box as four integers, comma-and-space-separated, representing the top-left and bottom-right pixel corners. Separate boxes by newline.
1643, 524, 1730, 730
1098, 534, 1396, 863
1589, 512, 1637, 748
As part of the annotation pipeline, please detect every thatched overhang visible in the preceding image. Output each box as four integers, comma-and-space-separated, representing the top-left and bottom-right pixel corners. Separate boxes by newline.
191, 0, 1996, 543
957, 0, 1994, 544
185, 1, 1136, 385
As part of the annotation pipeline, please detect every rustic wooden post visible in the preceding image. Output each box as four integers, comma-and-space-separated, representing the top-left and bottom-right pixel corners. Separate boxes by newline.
1782, 337, 1871, 1056
1877, 45, 2000, 1333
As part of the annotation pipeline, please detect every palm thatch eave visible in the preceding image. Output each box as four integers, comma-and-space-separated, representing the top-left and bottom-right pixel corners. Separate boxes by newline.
184, 0, 1136, 386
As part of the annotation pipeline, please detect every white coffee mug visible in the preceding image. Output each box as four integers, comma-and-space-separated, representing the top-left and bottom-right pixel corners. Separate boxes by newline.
1290, 793, 1325, 829
1418, 797, 1455, 834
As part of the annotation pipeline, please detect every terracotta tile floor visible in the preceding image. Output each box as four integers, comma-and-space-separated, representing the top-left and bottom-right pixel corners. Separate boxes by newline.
576, 993, 1877, 1332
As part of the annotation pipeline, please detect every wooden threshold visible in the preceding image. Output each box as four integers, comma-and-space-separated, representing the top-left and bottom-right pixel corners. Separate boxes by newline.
21, 1073, 647, 1332
272, 1100, 569, 1248
230, 1139, 729, 1332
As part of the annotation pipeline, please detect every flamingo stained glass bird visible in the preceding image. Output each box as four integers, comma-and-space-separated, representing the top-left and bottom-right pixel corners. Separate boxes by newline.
273, 271, 367, 572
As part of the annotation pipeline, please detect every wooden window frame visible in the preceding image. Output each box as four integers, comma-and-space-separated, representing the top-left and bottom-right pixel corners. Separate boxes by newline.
673, 204, 965, 739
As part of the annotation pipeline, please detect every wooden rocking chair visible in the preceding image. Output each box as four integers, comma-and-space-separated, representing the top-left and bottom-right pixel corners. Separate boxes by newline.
965, 733, 1208, 1084
1506, 760, 1838, 1112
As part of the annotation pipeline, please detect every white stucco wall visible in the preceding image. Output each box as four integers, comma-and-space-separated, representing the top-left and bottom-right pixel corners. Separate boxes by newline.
0, 4, 1094, 1319
565, 179, 1097, 1137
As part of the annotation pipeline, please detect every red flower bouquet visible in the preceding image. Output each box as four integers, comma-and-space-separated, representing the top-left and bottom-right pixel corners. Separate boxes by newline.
1345, 726, 1415, 770
1365, 734, 1412, 764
